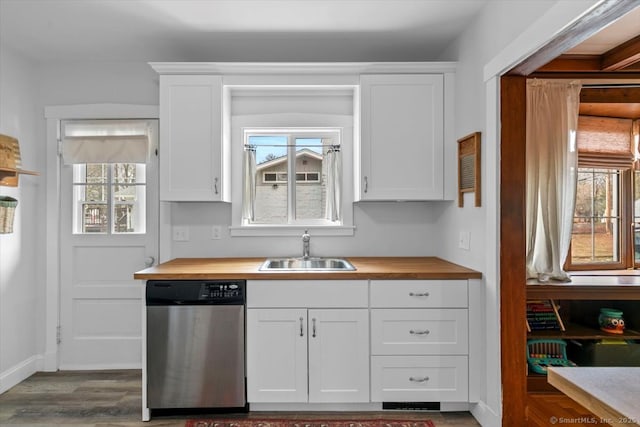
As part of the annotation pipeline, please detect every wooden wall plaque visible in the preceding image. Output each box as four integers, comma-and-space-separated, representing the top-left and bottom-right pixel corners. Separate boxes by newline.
457, 132, 481, 207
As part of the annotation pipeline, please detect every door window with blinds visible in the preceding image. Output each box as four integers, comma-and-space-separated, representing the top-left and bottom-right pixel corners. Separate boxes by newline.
568, 115, 640, 269
242, 129, 342, 226
62, 120, 150, 234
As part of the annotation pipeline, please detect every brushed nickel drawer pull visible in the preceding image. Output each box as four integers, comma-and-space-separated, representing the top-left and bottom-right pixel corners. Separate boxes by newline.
409, 376, 430, 383
312, 318, 317, 337
299, 317, 304, 337
214, 177, 219, 195
409, 292, 430, 297
410, 329, 430, 335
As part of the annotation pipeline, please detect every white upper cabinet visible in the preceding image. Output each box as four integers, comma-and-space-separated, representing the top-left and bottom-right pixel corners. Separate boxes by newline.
159, 75, 227, 201
359, 74, 445, 201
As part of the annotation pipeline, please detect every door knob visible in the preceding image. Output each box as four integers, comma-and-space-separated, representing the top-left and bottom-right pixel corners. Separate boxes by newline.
144, 256, 155, 267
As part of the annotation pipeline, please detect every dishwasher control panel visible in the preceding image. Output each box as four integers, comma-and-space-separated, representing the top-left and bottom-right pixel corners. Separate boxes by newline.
146, 280, 245, 305
199, 282, 243, 301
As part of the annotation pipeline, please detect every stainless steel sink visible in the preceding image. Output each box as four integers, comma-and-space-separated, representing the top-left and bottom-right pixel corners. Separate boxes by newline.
259, 257, 356, 271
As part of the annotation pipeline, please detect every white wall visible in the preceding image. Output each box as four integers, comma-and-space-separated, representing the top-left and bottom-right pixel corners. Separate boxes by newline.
438, 1, 602, 425
0, 45, 43, 393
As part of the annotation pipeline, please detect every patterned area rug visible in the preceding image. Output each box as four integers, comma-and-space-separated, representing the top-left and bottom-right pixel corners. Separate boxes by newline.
185, 420, 435, 427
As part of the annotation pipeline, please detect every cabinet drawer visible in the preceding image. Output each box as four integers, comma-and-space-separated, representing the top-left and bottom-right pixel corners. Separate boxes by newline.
371, 309, 468, 355
247, 280, 368, 308
371, 355, 468, 402
370, 280, 467, 308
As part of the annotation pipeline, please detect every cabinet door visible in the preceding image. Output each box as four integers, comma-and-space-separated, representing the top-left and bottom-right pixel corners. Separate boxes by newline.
308, 309, 369, 402
247, 309, 308, 403
159, 75, 224, 201
360, 74, 444, 200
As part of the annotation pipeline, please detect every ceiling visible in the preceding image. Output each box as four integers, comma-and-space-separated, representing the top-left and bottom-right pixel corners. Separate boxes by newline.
0, 0, 489, 63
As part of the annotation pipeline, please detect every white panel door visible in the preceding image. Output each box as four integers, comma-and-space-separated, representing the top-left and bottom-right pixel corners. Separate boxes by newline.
59, 120, 158, 369
247, 309, 308, 403
308, 309, 369, 402
360, 74, 444, 200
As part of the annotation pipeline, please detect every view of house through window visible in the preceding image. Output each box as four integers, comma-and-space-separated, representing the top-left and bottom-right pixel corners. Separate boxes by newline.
244, 129, 341, 225
72, 163, 146, 234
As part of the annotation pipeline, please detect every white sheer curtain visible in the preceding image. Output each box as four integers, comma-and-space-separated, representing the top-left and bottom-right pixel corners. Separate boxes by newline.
242, 146, 257, 223
324, 144, 342, 222
526, 79, 582, 282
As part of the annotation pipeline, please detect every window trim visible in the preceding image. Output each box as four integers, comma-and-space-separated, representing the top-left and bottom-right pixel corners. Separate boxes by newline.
229, 110, 355, 237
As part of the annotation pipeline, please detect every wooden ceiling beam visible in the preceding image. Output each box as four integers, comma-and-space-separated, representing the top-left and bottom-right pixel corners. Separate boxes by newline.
537, 55, 602, 72
580, 87, 640, 103
509, 0, 640, 76
602, 34, 640, 71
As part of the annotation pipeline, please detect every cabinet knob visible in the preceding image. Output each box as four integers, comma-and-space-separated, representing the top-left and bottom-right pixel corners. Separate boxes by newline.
409, 376, 430, 383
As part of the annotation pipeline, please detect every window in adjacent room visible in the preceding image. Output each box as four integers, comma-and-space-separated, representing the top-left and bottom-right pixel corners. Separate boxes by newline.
242, 129, 342, 226
567, 115, 638, 269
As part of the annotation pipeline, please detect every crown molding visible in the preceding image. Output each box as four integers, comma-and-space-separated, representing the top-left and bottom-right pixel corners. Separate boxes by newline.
148, 62, 457, 75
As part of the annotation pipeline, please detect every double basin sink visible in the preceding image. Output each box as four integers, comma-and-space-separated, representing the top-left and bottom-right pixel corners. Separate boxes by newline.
260, 257, 356, 271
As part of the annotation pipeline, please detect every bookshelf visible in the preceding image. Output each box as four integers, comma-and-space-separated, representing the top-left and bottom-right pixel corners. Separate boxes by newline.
526, 278, 640, 393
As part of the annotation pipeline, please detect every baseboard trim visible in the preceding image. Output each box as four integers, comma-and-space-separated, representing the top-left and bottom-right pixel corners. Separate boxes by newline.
470, 400, 501, 427
57, 363, 141, 371
0, 355, 40, 394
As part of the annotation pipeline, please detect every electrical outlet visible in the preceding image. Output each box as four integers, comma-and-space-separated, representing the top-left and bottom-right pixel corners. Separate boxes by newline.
212, 225, 222, 240
172, 226, 189, 241
459, 231, 471, 250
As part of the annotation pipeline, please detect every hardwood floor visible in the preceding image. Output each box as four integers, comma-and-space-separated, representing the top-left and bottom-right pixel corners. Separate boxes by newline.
0, 370, 480, 427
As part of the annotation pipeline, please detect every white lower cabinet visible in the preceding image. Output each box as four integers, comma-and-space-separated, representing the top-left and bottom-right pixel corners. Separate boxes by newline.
370, 280, 470, 403
246, 279, 472, 406
247, 308, 369, 403
371, 355, 468, 402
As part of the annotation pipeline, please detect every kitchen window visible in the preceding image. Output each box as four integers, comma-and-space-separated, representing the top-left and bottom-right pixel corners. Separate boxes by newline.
242, 129, 342, 226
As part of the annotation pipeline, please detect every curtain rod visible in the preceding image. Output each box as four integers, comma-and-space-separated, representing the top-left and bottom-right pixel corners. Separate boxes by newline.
244, 144, 340, 149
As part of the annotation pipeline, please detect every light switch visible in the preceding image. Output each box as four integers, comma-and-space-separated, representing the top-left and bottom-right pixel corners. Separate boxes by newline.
459, 231, 471, 250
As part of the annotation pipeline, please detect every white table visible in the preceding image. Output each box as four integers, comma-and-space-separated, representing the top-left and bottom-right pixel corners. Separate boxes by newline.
548, 367, 640, 427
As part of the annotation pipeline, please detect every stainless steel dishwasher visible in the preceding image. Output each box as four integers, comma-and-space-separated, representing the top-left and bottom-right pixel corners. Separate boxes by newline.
146, 280, 246, 410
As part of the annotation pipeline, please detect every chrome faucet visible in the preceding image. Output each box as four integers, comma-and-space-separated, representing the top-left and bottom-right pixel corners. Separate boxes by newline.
302, 229, 311, 259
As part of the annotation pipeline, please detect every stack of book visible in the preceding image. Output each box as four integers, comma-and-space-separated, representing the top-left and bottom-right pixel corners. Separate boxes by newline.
526, 299, 565, 332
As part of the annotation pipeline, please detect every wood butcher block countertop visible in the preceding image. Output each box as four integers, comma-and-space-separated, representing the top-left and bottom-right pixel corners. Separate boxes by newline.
133, 257, 482, 280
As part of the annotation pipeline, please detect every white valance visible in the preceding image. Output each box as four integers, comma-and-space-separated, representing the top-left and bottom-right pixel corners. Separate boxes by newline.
61, 120, 151, 164
62, 135, 149, 164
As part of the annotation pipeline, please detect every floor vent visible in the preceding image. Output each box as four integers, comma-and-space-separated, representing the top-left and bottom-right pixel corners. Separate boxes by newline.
382, 402, 440, 411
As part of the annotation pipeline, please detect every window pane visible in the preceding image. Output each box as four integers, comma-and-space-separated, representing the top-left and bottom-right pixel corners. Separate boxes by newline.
82, 203, 108, 233
571, 168, 621, 265
295, 138, 324, 220
72, 163, 146, 234
252, 135, 288, 224
113, 163, 144, 184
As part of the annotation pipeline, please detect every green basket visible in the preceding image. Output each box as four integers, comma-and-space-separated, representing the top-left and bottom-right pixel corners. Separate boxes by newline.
0, 196, 18, 234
